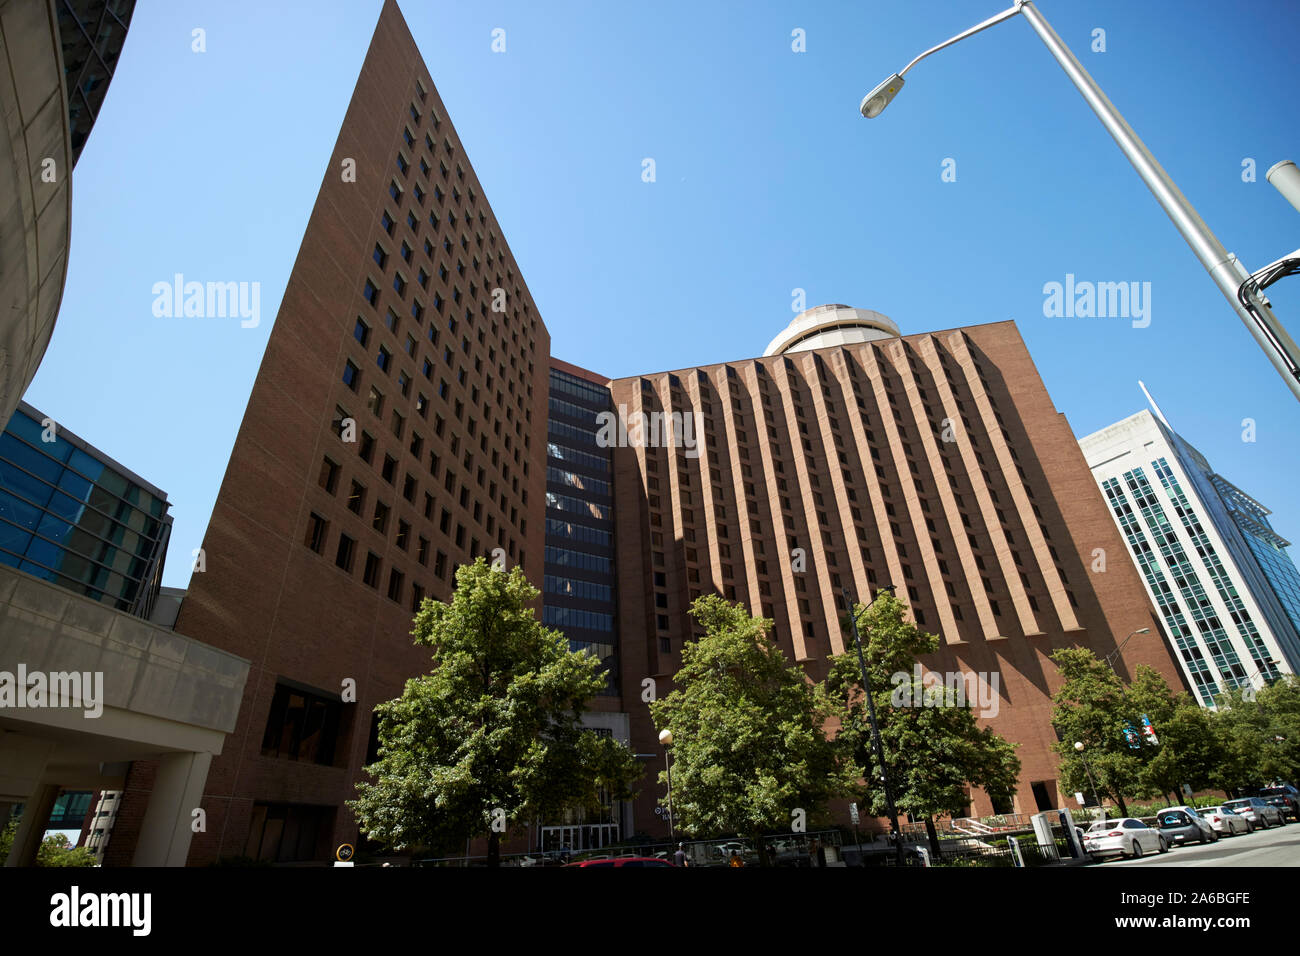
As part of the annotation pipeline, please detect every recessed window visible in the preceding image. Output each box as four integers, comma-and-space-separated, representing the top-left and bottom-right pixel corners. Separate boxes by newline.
382, 455, 397, 484
318, 457, 340, 494
367, 387, 384, 417
305, 513, 328, 554
342, 360, 360, 391
347, 480, 365, 515
363, 552, 381, 588
373, 244, 388, 269
335, 534, 356, 572
359, 432, 375, 464
353, 317, 371, 347
381, 212, 395, 236
377, 347, 392, 374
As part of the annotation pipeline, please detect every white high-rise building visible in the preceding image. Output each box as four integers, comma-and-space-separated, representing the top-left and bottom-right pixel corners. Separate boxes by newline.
1079, 399, 1300, 707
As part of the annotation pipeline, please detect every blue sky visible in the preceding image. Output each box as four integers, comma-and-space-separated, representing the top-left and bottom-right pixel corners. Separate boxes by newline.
25, 0, 1300, 588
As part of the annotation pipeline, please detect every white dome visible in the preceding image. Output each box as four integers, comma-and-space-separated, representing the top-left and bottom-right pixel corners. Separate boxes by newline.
763, 304, 899, 356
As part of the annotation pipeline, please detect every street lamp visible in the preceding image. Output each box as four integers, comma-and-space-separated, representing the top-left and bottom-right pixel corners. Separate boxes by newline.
1103, 628, 1151, 675
842, 584, 905, 866
859, 0, 1300, 401
1074, 741, 1101, 819
658, 729, 675, 843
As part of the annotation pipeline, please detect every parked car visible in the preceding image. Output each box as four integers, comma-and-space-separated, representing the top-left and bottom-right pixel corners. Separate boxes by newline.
1257, 785, 1300, 822
710, 841, 749, 860
564, 856, 675, 868
1082, 818, 1168, 859
1223, 797, 1286, 829
1198, 805, 1251, 837
1155, 807, 1218, 845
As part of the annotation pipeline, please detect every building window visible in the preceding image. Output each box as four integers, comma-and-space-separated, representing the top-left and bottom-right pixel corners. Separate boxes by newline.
335, 533, 356, 572
363, 552, 382, 588
342, 360, 360, 392
347, 480, 365, 515
260, 684, 342, 765
354, 317, 371, 347
318, 457, 340, 494
305, 513, 328, 554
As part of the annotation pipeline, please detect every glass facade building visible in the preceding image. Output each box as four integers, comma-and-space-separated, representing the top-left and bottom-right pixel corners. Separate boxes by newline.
542, 367, 619, 694
1212, 474, 1300, 641
57, 0, 138, 166
0, 402, 171, 618
1082, 409, 1300, 706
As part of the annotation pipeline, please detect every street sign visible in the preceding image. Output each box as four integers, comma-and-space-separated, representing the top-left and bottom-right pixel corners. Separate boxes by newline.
335, 843, 354, 863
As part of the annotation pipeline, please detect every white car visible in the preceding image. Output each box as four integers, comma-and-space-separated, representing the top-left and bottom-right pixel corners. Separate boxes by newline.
1198, 805, 1251, 837
1083, 818, 1168, 859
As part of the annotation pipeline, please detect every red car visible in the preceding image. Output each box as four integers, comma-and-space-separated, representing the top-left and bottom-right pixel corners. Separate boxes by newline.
564, 856, 676, 868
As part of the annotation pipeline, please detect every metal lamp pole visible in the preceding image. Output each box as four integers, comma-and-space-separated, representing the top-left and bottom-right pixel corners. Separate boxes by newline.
1074, 741, 1101, 819
860, 0, 1300, 401
843, 585, 905, 866
658, 729, 675, 843
1103, 628, 1151, 675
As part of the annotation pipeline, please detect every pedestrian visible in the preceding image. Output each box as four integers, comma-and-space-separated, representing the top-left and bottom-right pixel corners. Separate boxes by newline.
673, 842, 688, 868
729, 850, 744, 867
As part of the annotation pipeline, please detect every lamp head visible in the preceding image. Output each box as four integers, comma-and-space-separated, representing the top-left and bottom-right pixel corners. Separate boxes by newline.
1074, 742, 1085, 752
860, 73, 905, 118
658, 729, 673, 746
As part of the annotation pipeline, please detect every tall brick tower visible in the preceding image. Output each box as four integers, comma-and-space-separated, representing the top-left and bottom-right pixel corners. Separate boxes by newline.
105, 0, 550, 864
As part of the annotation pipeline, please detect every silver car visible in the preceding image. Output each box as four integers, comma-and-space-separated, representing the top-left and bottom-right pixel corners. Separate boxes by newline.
1083, 818, 1168, 859
1223, 797, 1286, 829
1155, 807, 1218, 845
1198, 805, 1251, 836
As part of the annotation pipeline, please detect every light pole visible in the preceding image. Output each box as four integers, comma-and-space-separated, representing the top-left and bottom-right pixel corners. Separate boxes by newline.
1074, 741, 1100, 819
842, 584, 905, 866
859, 0, 1300, 401
1103, 628, 1151, 675
658, 729, 675, 843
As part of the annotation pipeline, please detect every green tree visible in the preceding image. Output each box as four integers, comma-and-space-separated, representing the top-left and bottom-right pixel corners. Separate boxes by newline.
1127, 667, 1221, 803
823, 591, 1021, 858
0, 820, 97, 867
349, 558, 643, 866
648, 595, 854, 866
1050, 648, 1146, 815
1211, 677, 1300, 792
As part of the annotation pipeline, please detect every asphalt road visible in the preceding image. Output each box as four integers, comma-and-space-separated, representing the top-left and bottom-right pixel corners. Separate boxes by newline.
1106, 819, 1300, 867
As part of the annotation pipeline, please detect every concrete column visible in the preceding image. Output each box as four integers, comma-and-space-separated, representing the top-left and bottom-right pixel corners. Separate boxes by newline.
5, 783, 59, 867
131, 751, 212, 867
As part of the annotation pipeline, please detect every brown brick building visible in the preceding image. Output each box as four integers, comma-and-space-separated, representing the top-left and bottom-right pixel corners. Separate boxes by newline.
605, 312, 1187, 829
105, 0, 550, 864
98, 3, 1187, 863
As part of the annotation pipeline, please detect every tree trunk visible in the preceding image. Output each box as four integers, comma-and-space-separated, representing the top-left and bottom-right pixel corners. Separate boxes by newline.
1115, 794, 1129, 817
755, 832, 768, 868
488, 831, 500, 868
924, 816, 942, 860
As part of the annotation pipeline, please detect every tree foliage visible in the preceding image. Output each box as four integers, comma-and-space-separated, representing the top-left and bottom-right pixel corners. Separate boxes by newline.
349, 558, 643, 865
1210, 677, 1300, 792
822, 591, 1021, 853
648, 595, 853, 863
1050, 647, 1222, 813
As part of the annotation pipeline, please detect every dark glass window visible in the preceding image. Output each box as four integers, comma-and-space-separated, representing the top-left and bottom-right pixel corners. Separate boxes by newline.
260, 684, 342, 764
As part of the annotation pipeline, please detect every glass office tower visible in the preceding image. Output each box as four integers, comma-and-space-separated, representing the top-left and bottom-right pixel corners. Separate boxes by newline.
0, 401, 171, 619
542, 365, 619, 695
